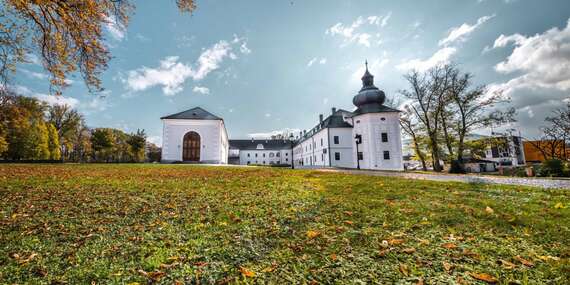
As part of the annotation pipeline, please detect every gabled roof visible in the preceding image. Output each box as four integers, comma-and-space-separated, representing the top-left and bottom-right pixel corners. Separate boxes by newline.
229, 139, 293, 150
160, 107, 222, 120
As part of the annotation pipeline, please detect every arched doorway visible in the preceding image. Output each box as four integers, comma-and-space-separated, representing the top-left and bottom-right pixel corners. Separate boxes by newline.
182, 131, 200, 162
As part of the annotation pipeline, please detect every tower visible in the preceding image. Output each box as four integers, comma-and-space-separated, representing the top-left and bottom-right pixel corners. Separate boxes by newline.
350, 61, 403, 170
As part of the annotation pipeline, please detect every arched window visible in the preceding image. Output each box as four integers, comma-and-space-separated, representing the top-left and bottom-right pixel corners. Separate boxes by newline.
269, 152, 275, 158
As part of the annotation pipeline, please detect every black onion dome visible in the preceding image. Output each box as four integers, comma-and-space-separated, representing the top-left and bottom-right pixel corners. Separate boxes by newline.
352, 61, 386, 107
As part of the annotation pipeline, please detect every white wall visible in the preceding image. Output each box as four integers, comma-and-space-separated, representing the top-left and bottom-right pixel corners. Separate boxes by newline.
161, 119, 228, 163
329, 128, 355, 168
293, 127, 354, 168
239, 149, 292, 165
351, 112, 403, 171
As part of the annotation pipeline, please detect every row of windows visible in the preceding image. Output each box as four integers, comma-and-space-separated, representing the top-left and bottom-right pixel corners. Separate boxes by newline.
298, 150, 391, 165
247, 158, 289, 165
355, 151, 391, 160
247, 152, 288, 158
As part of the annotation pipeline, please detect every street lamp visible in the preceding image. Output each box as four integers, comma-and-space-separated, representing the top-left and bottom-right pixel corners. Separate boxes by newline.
289, 133, 295, 169
355, 134, 362, 170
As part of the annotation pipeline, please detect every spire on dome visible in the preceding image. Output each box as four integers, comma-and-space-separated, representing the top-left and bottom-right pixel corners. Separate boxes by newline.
361, 60, 374, 88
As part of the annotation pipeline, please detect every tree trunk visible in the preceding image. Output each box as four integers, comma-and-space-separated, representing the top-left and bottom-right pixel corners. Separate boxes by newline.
412, 136, 427, 171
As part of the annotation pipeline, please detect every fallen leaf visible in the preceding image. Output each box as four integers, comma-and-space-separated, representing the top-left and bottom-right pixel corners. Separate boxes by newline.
388, 239, 405, 246
416, 278, 424, 285
402, 247, 416, 254
344, 211, 353, 216
499, 259, 516, 270
514, 255, 534, 267
239, 266, 255, 277
306, 230, 321, 239
344, 220, 354, 225
469, 272, 497, 283
442, 261, 453, 273
330, 253, 337, 261
378, 249, 390, 257
485, 206, 494, 214
262, 262, 278, 272
442, 242, 457, 249
399, 263, 410, 276
553, 202, 566, 209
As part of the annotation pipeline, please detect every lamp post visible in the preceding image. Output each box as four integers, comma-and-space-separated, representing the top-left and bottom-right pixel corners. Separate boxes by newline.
355, 134, 362, 170
289, 133, 295, 169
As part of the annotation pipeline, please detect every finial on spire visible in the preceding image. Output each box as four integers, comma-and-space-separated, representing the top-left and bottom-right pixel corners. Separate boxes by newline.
365, 59, 368, 71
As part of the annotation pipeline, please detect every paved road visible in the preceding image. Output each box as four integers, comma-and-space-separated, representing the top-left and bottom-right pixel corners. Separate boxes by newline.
317, 168, 570, 189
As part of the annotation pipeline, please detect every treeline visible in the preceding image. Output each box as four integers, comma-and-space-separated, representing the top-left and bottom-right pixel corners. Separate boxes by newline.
0, 91, 161, 162
399, 63, 515, 173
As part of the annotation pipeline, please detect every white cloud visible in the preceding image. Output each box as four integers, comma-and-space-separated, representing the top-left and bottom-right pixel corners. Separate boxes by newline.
326, 13, 391, 47
192, 86, 210, 94
122, 38, 249, 96
21, 69, 48, 80
247, 128, 301, 139
265, 113, 271, 118
104, 15, 126, 41
147, 136, 162, 147
439, 15, 495, 46
307, 57, 327, 67
9, 85, 79, 108
489, 18, 570, 97
396, 47, 457, 72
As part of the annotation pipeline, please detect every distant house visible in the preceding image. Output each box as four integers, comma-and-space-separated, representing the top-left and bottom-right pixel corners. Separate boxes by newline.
463, 158, 497, 173
229, 139, 292, 165
476, 135, 526, 167
523, 140, 569, 163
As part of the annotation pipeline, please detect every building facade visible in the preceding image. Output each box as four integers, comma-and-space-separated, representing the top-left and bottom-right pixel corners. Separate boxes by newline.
161, 107, 229, 164
161, 63, 404, 171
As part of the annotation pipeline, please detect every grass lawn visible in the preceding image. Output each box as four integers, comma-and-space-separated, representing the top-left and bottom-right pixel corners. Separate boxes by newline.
0, 164, 569, 284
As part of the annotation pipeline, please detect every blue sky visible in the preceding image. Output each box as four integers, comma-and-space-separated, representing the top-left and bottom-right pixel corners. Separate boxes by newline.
13, 0, 570, 145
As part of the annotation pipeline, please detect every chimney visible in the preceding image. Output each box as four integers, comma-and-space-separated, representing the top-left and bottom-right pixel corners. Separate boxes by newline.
332, 107, 337, 114
319, 114, 323, 123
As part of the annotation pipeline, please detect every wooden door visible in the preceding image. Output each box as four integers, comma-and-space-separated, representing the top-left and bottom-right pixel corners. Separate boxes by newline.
183, 131, 200, 161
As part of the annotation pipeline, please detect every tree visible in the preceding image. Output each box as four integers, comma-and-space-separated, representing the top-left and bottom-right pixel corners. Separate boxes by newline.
1, 0, 196, 94
443, 65, 515, 170
527, 102, 570, 161
47, 123, 60, 160
127, 129, 146, 162
400, 105, 427, 170
91, 128, 114, 162
47, 104, 84, 161
400, 66, 452, 172
28, 120, 50, 159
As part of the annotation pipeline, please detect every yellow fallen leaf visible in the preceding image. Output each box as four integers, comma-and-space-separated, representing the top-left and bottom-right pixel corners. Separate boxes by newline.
499, 259, 516, 270
240, 266, 256, 277
442, 261, 453, 273
306, 230, 321, 239
469, 272, 497, 283
388, 239, 405, 246
554, 202, 566, 209
485, 206, 494, 214
442, 242, 457, 249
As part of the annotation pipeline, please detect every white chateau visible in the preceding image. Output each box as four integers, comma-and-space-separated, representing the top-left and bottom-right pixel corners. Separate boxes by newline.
161, 63, 403, 170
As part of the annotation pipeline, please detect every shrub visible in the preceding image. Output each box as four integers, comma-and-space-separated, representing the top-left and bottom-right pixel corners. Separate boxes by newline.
537, 159, 567, 177
448, 160, 466, 174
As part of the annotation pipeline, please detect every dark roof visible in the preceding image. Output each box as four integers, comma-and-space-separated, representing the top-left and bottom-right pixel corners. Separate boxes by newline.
161, 107, 222, 120
229, 139, 293, 150
463, 158, 496, 164
294, 109, 353, 145
350, 104, 400, 116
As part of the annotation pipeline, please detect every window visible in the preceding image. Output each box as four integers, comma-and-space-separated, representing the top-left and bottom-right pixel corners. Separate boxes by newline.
383, 151, 390, 160
263, 161, 266, 164
357, 152, 363, 160
276, 152, 280, 157
255, 153, 258, 157
285, 158, 288, 162
263, 153, 266, 157
356, 120, 360, 123
247, 153, 250, 157
285, 153, 288, 156
321, 138, 323, 146
380, 117, 386, 121
269, 152, 274, 158
335, 152, 340, 160
381, 132, 388, 142
323, 148, 327, 154
321, 153, 324, 161
247, 161, 250, 165
334, 136, 339, 144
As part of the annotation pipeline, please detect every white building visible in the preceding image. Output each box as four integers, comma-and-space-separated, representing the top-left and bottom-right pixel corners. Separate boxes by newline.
161, 107, 229, 164
160, 63, 404, 171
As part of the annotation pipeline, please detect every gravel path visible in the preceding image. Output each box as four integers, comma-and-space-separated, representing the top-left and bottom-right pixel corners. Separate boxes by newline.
317, 168, 570, 189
